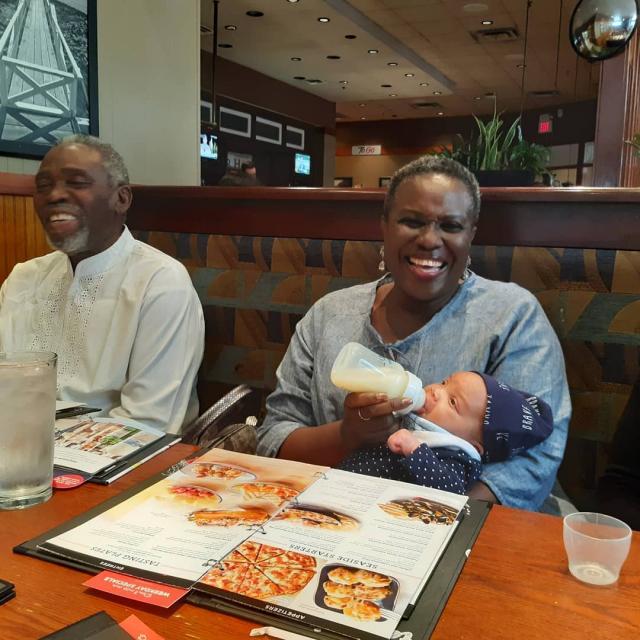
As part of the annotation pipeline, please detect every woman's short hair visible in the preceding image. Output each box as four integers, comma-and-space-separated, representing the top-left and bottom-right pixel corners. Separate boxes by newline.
383, 156, 481, 222
56, 134, 130, 187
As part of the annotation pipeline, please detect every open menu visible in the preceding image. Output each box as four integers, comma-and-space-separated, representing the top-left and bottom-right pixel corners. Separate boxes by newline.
18, 450, 489, 640
53, 417, 179, 484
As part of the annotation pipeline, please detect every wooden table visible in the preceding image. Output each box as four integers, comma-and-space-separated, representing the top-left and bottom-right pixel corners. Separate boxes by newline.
1, 445, 639, 640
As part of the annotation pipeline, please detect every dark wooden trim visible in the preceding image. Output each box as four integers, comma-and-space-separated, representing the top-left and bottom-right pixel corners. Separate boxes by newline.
127, 186, 640, 250
0, 172, 35, 195
3, 179, 639, 250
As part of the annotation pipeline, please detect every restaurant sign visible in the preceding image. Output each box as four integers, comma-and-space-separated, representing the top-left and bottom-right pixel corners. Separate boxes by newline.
352, 145, 382, 156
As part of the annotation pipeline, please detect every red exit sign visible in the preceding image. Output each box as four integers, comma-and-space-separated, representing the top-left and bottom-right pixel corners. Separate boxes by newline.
538, 114, 553, 134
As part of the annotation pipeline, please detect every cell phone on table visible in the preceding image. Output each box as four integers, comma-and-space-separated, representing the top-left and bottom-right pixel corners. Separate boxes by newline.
55, 406, 102, 419
0, 579, 15, 605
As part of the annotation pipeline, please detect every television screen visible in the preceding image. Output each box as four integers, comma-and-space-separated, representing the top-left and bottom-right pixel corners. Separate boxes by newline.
200, 132, 218, 160
295, 153, 311, 175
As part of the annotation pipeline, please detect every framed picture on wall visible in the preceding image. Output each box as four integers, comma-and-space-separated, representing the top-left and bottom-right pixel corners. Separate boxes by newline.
0, 0, 98, 159
334, 177, 353, 187
379, 176, 392, 188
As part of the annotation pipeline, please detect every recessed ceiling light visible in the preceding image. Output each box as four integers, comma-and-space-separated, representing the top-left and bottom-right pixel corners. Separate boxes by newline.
405, 73, 414, 77
345, 34, 357, 39
327, 55, 341, 59
224, 25, 237, 31
246, 10, 264, 17
516, 63, 526, 68
340, 80, 348, 84
389, 93, 397, 97
291, 57, 302, 61
387, 62, 398, 67
437, 111, 444, 116
360, 116, 367, 120
218, 43, 233, 48
359, 103, 366, 107
318, 16, 330, 23
307, 78, 323, 83
473, 96, 481, 100
294, 76, 305, 80
368, 49, 379, 54
287, 0, 300, 3
419, 82, 428, 86
433, 90, 442, 95
381, 84, 392, 87
481, 19, 493, 25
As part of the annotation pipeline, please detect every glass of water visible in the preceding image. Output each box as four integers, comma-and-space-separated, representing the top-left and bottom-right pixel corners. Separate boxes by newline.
0, 351, 57, 509
563, 512, 632, 585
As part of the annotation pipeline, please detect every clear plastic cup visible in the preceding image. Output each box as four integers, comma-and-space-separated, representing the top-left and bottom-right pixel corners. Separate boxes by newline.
0, 351, 57, 509
563, 512, 632, 585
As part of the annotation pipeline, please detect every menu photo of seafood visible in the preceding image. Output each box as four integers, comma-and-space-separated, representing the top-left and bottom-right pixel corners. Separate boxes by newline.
377, 496, 461, 526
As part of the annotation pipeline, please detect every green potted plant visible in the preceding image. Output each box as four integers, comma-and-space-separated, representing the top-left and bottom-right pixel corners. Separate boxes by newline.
625, 132, 640, 157
434, 103, 550, 186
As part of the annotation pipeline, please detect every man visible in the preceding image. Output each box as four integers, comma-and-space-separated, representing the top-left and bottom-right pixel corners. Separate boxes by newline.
0, 135, 204, 433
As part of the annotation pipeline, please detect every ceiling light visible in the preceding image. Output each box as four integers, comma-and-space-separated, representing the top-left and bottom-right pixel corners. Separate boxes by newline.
359, 103, 366, 107
318, 17, 330, 23
360, 116, 367, 120
218, 43, 233, 48
405, 73, 414, 77
381, 84, 392, 87
463, 3, 489, 12
287, 0, 300, 3
481, 20, 493, 25
437, 111, 444, 116
389, 93, 397, 97
516, 63, 526, 68
307, 79, 323, 83
387, 62, 398, 67
246, 10, 264, 17
473, 96, 481, 100
340, 80, 348, 84
327, 55, 341, 59
368, 49, 379, 54
419, 82, 428, 86
433, 90, 442, 95
345, 34, 357, 39
224, 25, 237, 31
294, 76, 305, 80
291, 57, 302, 61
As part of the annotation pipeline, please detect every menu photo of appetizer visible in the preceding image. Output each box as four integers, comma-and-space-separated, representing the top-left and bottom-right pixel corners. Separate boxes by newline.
162, 483, 222, 507
273, 504, 359, 531
314, 564, 398, 622
199, 540, 317, 600
378, 496, 459, 526
182, 461, 257, 483
231, 482, 300, 506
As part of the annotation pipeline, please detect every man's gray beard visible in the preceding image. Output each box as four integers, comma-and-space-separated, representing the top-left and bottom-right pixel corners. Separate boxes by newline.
46, 226, 90, 255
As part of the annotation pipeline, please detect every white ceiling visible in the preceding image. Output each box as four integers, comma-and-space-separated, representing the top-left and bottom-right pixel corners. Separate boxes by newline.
201, 0, 599, 122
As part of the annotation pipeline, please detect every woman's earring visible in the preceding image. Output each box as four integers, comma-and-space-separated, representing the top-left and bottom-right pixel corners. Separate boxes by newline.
463, 255, 472, 280
378, 246, 386, 272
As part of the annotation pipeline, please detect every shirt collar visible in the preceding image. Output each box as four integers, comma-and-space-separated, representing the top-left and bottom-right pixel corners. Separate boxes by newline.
72, 226, 134, 278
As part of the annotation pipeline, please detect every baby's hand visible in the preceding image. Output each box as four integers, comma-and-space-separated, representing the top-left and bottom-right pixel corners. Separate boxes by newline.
387, 429, 421, 457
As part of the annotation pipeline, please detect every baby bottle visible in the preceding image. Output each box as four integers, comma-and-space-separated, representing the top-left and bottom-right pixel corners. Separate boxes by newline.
330, 342, 425, 415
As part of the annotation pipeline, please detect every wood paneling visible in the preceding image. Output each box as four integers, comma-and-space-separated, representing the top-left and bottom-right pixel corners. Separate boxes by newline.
0, 194, 49, 283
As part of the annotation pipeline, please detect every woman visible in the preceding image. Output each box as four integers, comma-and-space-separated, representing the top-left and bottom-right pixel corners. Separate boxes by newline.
256, 156, 571, 511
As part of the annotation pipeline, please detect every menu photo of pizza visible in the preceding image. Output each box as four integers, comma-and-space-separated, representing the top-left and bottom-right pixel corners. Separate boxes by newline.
314, 564, 399, 623
199, 541, 317, 601
378, 496, 460, 525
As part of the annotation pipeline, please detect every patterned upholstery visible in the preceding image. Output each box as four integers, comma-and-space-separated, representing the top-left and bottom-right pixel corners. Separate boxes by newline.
134, 231, 640, 507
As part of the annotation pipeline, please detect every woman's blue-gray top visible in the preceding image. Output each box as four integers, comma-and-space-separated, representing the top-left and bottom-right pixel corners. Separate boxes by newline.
256, 273, 571, 511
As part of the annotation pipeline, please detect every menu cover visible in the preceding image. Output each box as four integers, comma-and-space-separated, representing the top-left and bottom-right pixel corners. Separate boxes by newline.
16, 450, 489, 640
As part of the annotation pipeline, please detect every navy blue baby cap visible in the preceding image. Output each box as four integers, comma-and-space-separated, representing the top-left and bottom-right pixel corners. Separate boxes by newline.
475, 373, 554, 464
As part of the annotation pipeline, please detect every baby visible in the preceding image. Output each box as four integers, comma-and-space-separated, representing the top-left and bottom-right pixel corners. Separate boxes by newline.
338, 371, 554, 495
